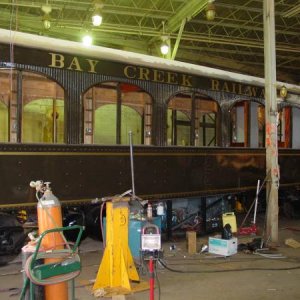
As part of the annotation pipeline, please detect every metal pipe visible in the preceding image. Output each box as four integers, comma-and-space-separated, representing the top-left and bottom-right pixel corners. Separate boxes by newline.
253, 179, 260, 224
149, 257, 154, 300
129, 131, 135, 199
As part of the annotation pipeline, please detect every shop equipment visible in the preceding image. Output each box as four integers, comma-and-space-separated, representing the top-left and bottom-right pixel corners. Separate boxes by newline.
141, 223, 162, 300
20, 225, 83, 300
238, 180, 260, 235
93, 196, 149, 297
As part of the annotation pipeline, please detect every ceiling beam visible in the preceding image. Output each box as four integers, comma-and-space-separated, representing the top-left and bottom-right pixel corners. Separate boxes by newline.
166, 0, 208, 33
171, 18, 186, 60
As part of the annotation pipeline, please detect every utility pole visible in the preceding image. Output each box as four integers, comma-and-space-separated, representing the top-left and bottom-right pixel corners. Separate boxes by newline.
263, 0, 279, 244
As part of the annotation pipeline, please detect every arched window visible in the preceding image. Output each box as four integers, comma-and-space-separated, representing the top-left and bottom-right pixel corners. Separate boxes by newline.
22, 72, 65, 143
0, 69, 64, 143
83, 82, 152, 145
167, 91, 219, 146
0, 69, 15, 142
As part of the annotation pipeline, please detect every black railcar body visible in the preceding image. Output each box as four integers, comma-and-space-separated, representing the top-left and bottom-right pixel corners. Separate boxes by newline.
1, 144, 300, 208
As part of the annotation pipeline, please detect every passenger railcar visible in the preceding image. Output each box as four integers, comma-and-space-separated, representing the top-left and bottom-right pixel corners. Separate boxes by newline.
1, 29, 300, 207
1, 28, 300, 260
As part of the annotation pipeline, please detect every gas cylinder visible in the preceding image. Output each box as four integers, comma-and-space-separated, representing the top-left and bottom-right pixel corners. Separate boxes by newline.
37, 182, 68, 300
147, 203, 153, 220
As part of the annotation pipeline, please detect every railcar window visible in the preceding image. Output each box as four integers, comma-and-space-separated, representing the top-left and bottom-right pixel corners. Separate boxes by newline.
0, 69, 17, 142
198, 113, 216, 146
277, 109, 285, 147
231, 101, 265, 148
277, 106, 300, 149
83, 82, 152, 145
196, 99, 218, 147
0, 101, 8, 142
22, 72, 64, 143
292, 107, 300, 148
167, 96, 191, 146
257, 105, 265, 148
94, 104, 117, 144
167, 92, 218, 146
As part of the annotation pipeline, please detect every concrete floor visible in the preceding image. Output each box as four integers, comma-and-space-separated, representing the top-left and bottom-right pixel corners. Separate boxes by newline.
1, 216, 300, 300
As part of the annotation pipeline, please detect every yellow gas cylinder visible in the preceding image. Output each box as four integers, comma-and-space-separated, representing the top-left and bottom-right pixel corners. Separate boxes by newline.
37, 182, 68, 300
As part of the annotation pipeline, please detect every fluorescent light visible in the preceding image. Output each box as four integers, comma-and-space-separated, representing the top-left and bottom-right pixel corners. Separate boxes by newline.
92, 13, 102, 26
43, 18, 51, 29
82, 34, 93, 46
160, 43, 169, 55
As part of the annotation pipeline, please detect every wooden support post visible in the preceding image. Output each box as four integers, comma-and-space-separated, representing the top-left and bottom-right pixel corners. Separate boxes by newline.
263, 0, 279, 244
186, 231, 197, 254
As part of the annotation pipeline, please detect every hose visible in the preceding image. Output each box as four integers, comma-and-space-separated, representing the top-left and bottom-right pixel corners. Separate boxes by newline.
158, 258, 300, 273
24, 250, 81, 285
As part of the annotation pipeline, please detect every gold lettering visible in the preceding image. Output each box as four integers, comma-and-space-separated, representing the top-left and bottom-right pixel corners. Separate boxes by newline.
232, 82, 237, 94
49, 53, 64, 68
238, 84, 243, 95
167, 72, 178, 84
139, 67, 150, 80
181, 74, 192, 87
244, 86, 251, 96
222, 82, 230, 92
124, 66, 136, 79
153, 69, 165, 82
86, 59, 99, 73
250, 87, 258, 97
67, 57, 83, 71
211, 79, 219, 91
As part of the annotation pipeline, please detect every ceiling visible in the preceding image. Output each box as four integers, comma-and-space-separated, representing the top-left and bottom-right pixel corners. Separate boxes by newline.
0, 0, 300, 84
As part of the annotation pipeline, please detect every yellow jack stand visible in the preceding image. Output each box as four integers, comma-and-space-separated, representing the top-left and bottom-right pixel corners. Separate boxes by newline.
93, 197, 149, 297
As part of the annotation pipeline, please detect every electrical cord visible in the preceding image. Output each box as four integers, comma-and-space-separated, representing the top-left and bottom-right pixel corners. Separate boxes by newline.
100, 201, 106, 249
158, 258, 300, 273
163, 255, 300, 264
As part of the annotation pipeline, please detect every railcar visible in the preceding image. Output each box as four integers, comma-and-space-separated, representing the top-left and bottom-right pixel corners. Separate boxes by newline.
1, 29, 300, 262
